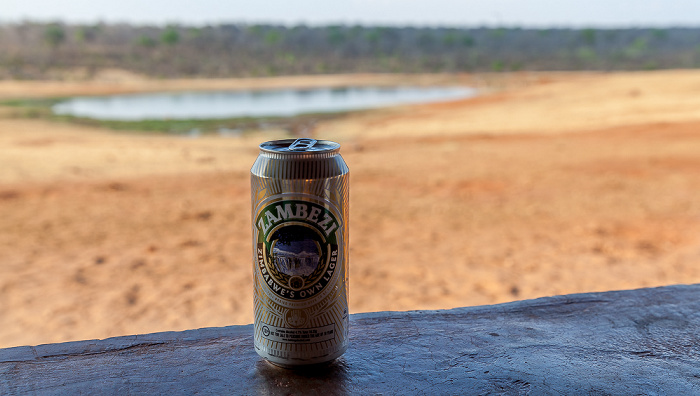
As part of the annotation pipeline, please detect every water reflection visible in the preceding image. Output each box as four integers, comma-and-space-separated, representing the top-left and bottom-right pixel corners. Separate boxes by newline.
52, 86, 477, 121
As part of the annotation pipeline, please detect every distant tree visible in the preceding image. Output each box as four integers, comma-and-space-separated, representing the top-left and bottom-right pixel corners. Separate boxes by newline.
461, 34, 475, 47
604, 30, 618, 41
187, 27, 202, 38
161, 27, 180, 45
364, 28, 382, 44
327, 26, 346, 45
576, 46, 597, 62
581, 29, 597, 46
74, 26, 91, 42
625, 37, 648, 58
264, 30, 282, 45
652, 29, 667, 41
43, 23, 65, 47
136, 35, 156, 47
490, 28, 506, 39
491, 60, 505, 71
247, 25, 264, 36
418, 31, 436, 46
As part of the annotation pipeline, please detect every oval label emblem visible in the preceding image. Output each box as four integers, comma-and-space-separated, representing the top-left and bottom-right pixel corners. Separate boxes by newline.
255, 200, 340, 300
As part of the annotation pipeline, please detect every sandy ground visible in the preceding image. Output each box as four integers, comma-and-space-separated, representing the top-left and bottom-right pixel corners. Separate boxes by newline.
1, 70, 700, 348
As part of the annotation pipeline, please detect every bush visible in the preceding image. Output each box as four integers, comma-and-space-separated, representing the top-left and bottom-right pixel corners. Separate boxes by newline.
44, 23, 65, 47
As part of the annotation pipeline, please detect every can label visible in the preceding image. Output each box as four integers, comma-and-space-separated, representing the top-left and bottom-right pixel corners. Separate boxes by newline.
255, 199, 340, 301
253, 194, 348, 362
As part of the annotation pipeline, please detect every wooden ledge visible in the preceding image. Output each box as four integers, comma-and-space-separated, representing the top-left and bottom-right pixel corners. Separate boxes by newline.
2, 284, 700, 394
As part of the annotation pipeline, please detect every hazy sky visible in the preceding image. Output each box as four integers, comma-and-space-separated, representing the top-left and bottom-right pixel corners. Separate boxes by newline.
4, 0, 700, 27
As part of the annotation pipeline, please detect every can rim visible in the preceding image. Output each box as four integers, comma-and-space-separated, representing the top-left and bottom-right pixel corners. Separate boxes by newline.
259, 139, 340, 154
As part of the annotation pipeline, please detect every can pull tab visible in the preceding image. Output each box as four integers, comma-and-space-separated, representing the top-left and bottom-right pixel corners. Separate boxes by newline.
288, 138, 318, 151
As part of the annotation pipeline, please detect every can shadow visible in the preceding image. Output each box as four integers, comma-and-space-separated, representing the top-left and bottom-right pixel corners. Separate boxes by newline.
252, 357, 350, 395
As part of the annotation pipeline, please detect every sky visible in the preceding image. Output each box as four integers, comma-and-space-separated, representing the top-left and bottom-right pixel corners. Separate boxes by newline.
4, 0, 700, 28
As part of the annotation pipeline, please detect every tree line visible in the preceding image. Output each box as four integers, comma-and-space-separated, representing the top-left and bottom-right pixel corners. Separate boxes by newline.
1, 22, 700, 79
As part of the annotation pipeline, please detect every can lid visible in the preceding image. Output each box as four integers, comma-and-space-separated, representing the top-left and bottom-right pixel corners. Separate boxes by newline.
259, 138, 340, 154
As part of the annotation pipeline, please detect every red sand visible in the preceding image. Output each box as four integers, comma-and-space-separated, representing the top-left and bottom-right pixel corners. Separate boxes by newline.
1, 71, 700, 348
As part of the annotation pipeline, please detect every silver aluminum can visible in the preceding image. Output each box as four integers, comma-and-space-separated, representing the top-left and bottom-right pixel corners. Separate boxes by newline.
251, 138, 349, 367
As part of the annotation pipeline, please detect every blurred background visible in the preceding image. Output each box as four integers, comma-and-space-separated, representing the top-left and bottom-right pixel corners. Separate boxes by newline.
1, 0, 700, 348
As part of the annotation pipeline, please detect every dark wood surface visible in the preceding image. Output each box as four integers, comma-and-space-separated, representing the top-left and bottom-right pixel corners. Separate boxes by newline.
3, 284, 700, 395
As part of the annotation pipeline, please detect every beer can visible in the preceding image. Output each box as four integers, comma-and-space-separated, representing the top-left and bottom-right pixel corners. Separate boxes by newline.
251, 138, 349, 367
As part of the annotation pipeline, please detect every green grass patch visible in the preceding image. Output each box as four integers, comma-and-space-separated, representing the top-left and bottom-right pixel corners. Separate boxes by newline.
0, 97, 67, 107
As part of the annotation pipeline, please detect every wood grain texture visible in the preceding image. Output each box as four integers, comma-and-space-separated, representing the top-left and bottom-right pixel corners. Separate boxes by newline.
2, 284, 700, 395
